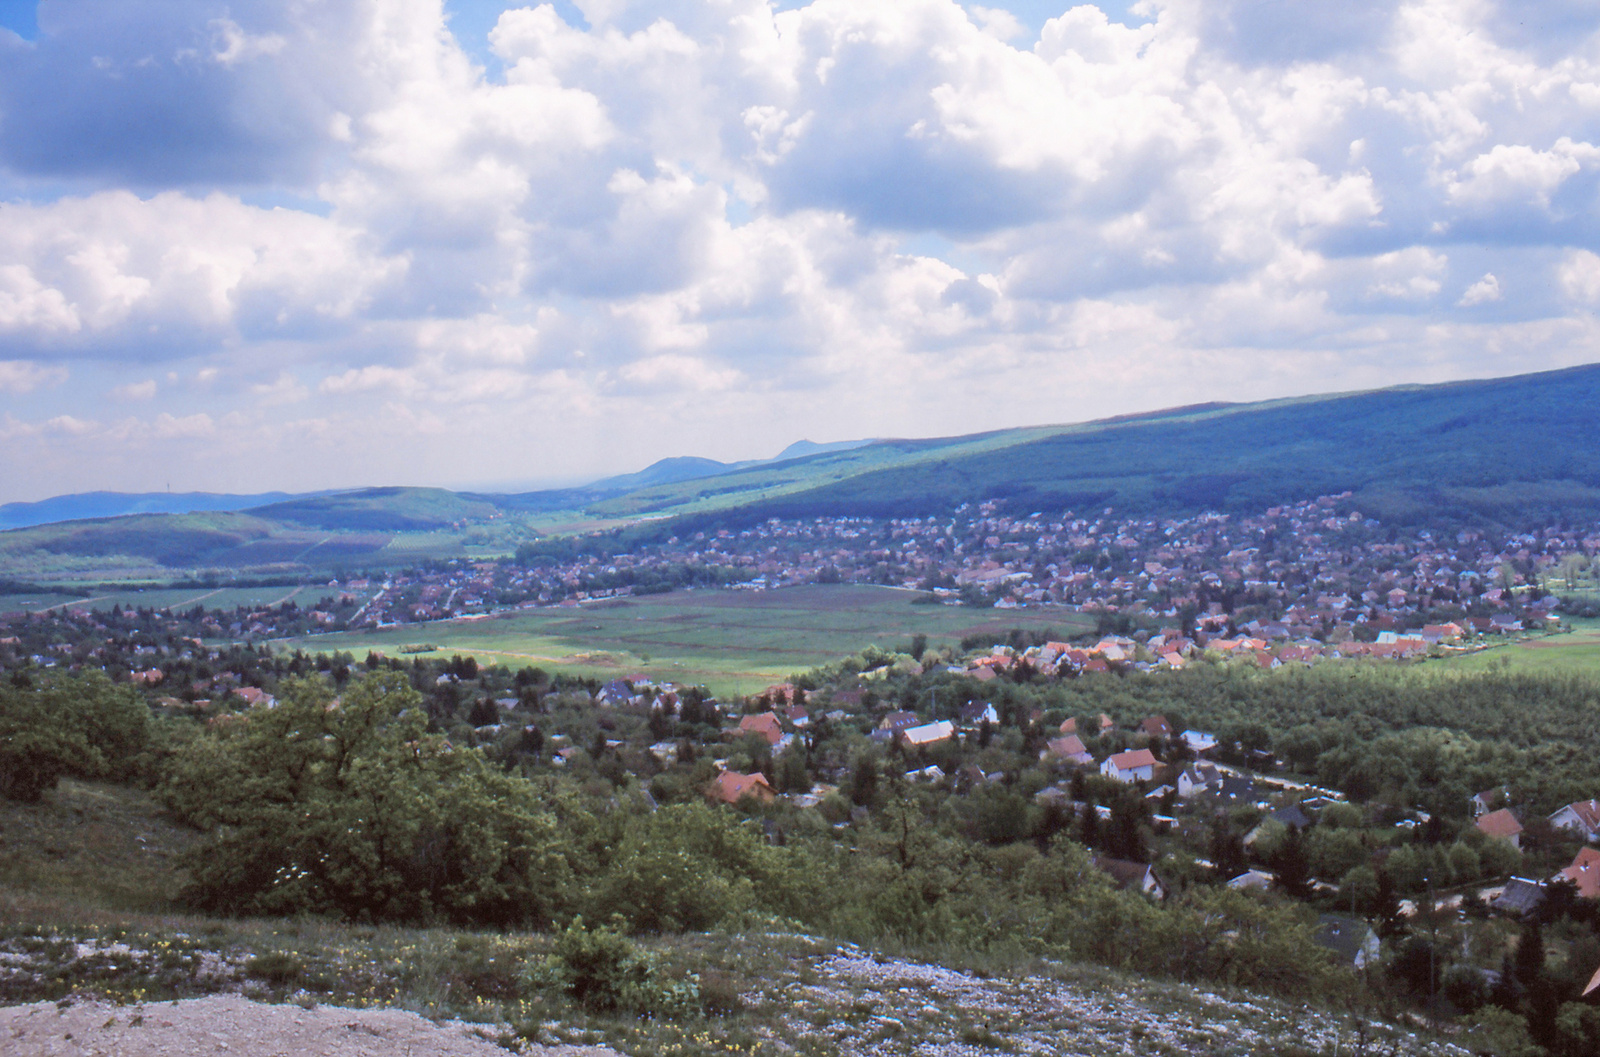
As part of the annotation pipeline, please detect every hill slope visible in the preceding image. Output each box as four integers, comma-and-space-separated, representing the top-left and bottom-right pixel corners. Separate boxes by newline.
3, 363, 1599, 581
614, 364, 1600, 530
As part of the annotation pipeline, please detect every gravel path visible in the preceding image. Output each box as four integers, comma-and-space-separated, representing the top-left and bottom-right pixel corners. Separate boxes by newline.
0, 994, 618, 1057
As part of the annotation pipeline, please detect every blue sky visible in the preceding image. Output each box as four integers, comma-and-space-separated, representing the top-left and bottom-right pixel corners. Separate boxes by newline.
1, 0, 1599, 499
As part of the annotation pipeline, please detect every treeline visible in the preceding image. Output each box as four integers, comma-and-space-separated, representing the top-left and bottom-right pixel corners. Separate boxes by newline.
883, 662, 1600, 818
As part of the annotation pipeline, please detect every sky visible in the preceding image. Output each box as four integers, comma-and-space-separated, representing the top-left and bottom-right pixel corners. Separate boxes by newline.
1, 0, 1600, 501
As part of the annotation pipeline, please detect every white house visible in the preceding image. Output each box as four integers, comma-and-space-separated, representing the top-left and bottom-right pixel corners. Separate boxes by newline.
1177, 763, 1223, 798
1550, 799, 1600, 842
1101, 748, 1158, 784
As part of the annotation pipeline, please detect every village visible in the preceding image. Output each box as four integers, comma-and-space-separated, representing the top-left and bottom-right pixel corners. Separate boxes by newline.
16, 490, 1577, 657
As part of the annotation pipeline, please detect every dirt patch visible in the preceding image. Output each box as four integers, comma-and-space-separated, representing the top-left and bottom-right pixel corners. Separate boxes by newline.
0, 994, 618, 1057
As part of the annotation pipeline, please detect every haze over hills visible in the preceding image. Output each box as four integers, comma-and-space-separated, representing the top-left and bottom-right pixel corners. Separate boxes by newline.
3, 363, 1599, 583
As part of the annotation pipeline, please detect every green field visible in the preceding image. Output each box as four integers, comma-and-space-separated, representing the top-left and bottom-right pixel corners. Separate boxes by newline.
1427, 622, 1600, 676
0, 584, 373, 616
276, 584, 1093, 695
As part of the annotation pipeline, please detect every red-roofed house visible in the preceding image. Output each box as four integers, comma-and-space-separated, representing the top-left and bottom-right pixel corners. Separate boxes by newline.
1101, 748, 1158, 784
1477, 808, 1524, 850
1045, 734, 1092, 765
708, 771, 775, 805
1550, 799, 1600, 842
1139, 716, 1172, 739
1561, 846, 1600, 900
738, 712, 785, 746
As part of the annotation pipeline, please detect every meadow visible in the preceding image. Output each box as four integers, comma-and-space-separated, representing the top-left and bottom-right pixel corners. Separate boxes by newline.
1426, 619, 1600, 676
277, 584, 1092, 694
0, 584, 375, 617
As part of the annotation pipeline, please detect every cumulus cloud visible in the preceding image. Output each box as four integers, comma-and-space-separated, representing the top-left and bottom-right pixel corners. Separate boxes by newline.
3, 0, 1600, 497
1458, 272, 1502, 306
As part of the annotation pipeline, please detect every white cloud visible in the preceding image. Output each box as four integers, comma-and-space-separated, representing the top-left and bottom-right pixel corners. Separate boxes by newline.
4, 0, 1600, 497
1458, 272, 1502, 306
0, 360, 68, 394
113, 379, 158, 401
1559, 249, 1600, 304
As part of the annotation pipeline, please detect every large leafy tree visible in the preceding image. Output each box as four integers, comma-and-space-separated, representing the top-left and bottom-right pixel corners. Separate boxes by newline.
0, 673, 148, 802
160, 672, 571, 925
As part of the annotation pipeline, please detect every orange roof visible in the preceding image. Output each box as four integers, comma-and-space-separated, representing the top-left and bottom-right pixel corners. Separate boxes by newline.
708, 771, 775, 805
737, 712, 784, 746
1562, 846, 1600, 900
1058, 717, 1078, 734
1048, 734, 1088, 758
1476, 808, 1523, 840
1108, 748, 1157, 771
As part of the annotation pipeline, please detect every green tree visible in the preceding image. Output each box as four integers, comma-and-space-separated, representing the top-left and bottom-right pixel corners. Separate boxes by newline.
160, 673, 570, 925
0, 673, 149, 802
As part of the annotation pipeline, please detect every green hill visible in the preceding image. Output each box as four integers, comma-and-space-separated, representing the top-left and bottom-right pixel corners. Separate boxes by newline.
4, 362, 1600, 583
600, 363, 1600, 531
250, 487, 499, 531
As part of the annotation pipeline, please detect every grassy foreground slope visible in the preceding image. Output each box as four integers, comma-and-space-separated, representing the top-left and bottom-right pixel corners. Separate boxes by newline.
0, 780, 1464, 1056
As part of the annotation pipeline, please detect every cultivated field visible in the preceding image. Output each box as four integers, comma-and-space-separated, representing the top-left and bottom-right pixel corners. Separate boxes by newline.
277, 584, 1093, 694
1427, 620, 1600, 676
0, 585, 375, 617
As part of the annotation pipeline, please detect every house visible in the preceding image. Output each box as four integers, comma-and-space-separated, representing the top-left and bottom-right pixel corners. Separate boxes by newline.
1477, 808, 1524, 850
1269, 804, 1313, 830
1227, 869, 1274, 890
597, 679, 634, 705
1177, 763, 1223, 798
1493, 877, 1546, 918
708, 771, 775, 805
1214, 774, 1265, 803
1549, 799, 1600, 842
879, 710, 920, 732
1560, 847, 1600, 899
234, 686, 274, 707
1101, 748, 1158, 784
900, 720, 956, 747
785, 704, 810, 728
960, 702, 1000, 726
1139, 715, 1173, 739
1180, 730, 1218, 755
1314, 915, 1381, 970
738, 712, 785, 747
1092, 855, 1167, 899
906, 765, 945, 783
1044, 734, 1093, 765
1470, 787, 1509, 818
1058, 716, 1078, 734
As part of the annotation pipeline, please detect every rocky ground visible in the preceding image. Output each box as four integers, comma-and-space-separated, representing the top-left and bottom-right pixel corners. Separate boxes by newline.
0, 994, 619, 1057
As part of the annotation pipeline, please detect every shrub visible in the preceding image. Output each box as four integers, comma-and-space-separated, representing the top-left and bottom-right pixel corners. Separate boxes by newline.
525, 918, 699, 1016
245, 952, 306, 986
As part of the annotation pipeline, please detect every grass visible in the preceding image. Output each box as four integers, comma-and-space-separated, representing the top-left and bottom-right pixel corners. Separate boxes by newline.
1425, 621, 1600, 676
275, 584, 1093, 695
0, 585, 376, 616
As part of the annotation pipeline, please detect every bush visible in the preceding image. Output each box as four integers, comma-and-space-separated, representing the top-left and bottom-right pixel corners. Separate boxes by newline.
525, 918, 699, 1016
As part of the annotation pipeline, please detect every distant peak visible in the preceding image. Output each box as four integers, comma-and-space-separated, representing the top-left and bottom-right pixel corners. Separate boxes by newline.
775, 438, 874, 460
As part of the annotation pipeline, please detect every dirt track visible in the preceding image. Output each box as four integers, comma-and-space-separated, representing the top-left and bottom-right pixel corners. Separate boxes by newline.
0, 994, 618, 1057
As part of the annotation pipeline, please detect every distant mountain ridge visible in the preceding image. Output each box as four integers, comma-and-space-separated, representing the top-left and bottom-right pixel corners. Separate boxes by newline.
0, 491, 305, 531
5, 364, 1600, 581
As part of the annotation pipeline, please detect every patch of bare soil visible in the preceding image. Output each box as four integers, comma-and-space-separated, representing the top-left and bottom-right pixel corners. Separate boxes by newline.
0, 994, 618, 1057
